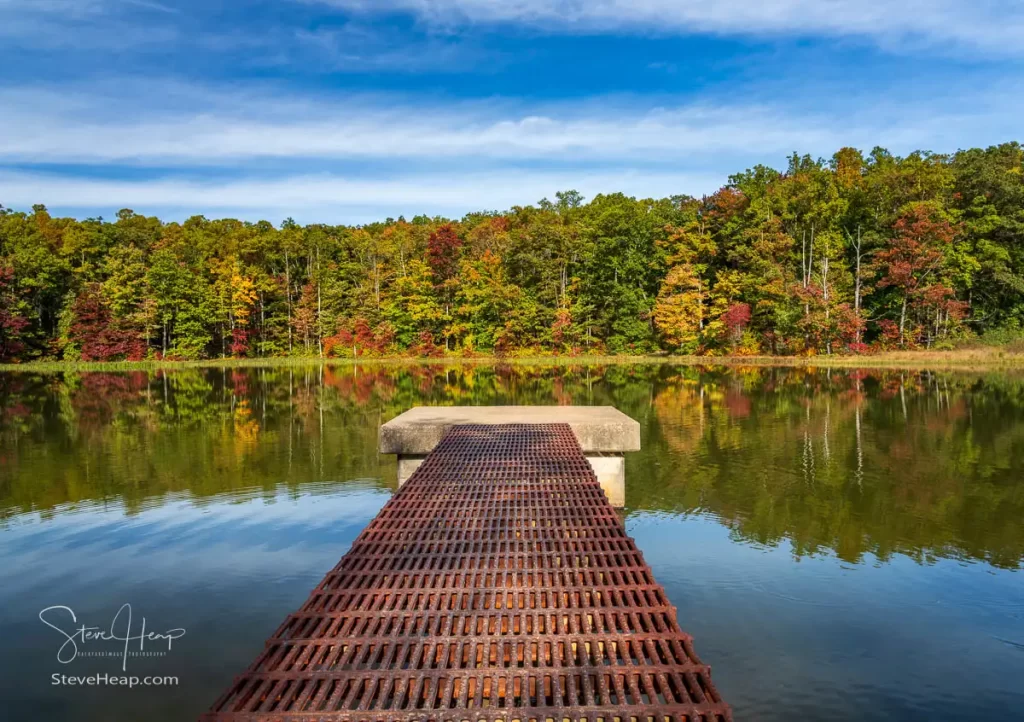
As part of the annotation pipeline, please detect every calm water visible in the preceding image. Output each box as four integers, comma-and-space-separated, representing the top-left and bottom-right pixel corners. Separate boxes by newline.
1, 364, 1022, 721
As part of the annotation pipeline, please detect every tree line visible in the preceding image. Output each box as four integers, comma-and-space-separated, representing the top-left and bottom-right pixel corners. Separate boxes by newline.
1, 142, 1022, 362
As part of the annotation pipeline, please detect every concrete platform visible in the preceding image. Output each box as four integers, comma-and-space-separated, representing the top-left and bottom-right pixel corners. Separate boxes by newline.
379, 405, 641, 454
379, 406, 641, 506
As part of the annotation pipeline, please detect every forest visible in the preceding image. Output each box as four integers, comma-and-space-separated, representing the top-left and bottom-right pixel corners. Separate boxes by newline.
1, 142, 1022, 362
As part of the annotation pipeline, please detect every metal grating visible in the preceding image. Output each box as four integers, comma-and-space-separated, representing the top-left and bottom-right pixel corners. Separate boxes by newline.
201, 423, 731, 722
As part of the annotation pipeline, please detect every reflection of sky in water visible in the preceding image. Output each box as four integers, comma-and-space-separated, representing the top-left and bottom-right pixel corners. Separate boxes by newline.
629, 512, 1024, 720
3, 484, 1020, 721
1, 484, 388, 722
2, 365, 1024, 721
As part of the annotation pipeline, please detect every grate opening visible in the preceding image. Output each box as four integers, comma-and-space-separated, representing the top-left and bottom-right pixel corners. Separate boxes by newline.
201, 424, 730, 722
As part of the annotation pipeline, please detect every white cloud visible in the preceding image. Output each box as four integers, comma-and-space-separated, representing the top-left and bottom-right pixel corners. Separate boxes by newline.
1, 77, 1020, 222
0, 0, 178, 49
0, 0, 171, 15
3, 82, 1016, 167
292, 24, 494, 72
308, 0, 1024, 53
0, 0, 107, 16
0, 103, 825, 164
122, 0, 178, 13
0, 169, 725, 223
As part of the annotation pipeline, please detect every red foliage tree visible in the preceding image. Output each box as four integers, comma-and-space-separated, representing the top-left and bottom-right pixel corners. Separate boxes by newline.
830, 303, 867, 352
292, 282, 319, 352
229, 328, 250, 357
426, 224, 463, 285
323, 317, 394, 357
69, 287, 146, 361
874, 205, 957, 347
551, 307, 572, 349
875, 319, 903, 350
0, 265, 29, 362
721, 302, 751, 346
409, 331, 443, 357
706, 187, 748, 226
792, 281, 866, 354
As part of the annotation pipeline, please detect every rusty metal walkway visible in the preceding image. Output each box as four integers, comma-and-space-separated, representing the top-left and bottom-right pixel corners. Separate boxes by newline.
201, 424, 731, 722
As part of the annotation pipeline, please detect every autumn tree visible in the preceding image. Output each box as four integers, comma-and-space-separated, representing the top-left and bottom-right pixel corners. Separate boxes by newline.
0, 265, 29, 362
427, 223, 463, 285
654, 200, 718, 352
1, 143, 1023, 362
229, 270, 258, 357
68, 285, 146, 361
454, 250, 534, 353
426, 223, 464, 350
874, 204, 959, 347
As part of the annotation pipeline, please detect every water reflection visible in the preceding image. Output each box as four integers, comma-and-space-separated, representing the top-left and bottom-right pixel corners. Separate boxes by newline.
644, 367, 1024, 569
2, 363, 1023, 722
2, 360, 1024, 569
1, 483, 390, 722
2, 363, 1024, 569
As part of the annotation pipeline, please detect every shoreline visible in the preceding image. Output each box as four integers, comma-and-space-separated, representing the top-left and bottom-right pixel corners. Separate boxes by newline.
3, 348, 1024, 373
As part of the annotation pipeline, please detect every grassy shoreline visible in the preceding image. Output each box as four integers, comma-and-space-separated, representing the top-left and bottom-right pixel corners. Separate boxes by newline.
3, 348, 1024, 373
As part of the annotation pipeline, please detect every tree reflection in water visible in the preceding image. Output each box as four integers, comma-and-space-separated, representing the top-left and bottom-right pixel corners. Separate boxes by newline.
1, 363, 1022, 568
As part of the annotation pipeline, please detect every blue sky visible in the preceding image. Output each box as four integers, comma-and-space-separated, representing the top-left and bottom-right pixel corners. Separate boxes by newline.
1, 0, 1022, 223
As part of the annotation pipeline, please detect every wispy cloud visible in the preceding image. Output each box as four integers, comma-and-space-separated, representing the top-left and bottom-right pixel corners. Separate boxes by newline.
307, 0, 1024, 54
0, 0, 108, 17
0, 0, 173, 15
0, 168, 725, 222
0, 0, 178, 49
0, 0, 494, 71
122, 0, 178, 13
3, 81, 1018, 167
2, 76, 1019, 222
293, 24, 495, 72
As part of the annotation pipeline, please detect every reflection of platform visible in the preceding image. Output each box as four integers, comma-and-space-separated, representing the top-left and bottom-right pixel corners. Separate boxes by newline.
380, 406, 640, 506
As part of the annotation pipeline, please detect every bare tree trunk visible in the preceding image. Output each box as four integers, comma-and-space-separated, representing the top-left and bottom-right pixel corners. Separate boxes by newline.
373, 254, 380, 309
259, 291, 265, 355
801, 229, 809, 321
853, 227, 862, 312
899, 295, 908, 347
317, 245, 323, 358
801, 229, 807, 287
284, 249, 293, 354
807, 224, 815, 289
697, 277, 704, 330
821, 234, 831, 354
853, 226, 863, 343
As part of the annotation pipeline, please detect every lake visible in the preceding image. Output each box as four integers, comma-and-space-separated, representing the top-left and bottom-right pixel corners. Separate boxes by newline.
1, 363, 1022, 721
